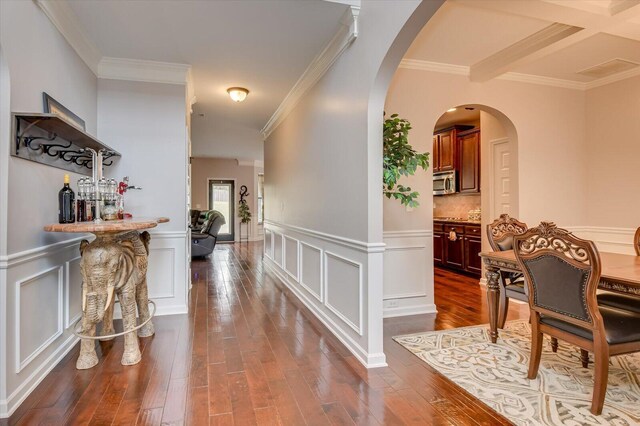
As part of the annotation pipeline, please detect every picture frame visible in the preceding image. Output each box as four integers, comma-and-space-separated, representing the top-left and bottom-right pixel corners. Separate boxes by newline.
42, 92, 86, 131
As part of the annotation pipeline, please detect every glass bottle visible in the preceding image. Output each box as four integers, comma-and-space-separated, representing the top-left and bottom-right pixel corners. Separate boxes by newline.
58, 174, 75, 224
76, 178, 86, 222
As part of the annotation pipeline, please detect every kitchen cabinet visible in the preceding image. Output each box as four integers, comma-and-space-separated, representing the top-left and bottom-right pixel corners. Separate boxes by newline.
433, 220, 481, 277
432, 125, 473, 173
458, 129, 481, 193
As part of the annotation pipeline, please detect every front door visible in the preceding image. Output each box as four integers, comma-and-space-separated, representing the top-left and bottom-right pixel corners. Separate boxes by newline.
209, 180, 235, 242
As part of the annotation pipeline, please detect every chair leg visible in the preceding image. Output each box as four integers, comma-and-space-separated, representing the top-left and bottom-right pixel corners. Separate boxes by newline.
551, 337, 558, 353
590, 341, 610, 415
580, 349, 589, 368
498, 294, 509, 329
528, 313, 543, 380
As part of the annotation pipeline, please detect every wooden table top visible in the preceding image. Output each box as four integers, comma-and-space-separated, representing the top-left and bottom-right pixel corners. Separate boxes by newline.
481, 250, 640, 287
44, 217, 169, 233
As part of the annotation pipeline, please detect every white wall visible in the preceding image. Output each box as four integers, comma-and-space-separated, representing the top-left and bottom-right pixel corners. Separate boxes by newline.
263, 0, 445, 368
0, 0, 97, 417
1, 0, 98, 254
97, 79, 190, 316
586, 75, 640, 229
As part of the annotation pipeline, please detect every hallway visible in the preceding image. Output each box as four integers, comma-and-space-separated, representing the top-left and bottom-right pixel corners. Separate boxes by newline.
6, 243, 526, 425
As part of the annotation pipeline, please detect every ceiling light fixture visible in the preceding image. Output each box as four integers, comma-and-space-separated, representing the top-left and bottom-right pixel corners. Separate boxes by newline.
227, 87, 249, 103
447, 107, 457, 113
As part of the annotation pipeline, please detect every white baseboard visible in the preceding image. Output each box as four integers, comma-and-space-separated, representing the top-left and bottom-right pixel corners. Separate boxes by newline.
383, 303, 437, 318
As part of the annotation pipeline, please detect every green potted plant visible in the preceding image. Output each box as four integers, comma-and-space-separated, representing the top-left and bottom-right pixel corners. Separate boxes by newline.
238, 200, 252, 224
383, 114, 429, 207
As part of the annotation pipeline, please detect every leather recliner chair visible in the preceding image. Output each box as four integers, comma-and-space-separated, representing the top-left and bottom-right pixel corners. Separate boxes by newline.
191, 210, 225, 258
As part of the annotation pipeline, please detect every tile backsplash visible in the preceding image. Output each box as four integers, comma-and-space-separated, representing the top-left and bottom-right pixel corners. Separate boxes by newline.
433, 194, 481, 219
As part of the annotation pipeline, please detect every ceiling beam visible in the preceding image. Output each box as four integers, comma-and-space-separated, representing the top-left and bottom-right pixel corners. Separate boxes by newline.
470, 23, 583, 82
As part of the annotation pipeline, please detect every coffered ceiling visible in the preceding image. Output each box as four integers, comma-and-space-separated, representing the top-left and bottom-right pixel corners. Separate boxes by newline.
404, 0, 640, 88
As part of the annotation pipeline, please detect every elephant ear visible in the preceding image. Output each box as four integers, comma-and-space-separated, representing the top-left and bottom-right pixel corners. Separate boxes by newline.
80, 239, 90, 255
113, 240, 136, 290
140, 231, 151, 255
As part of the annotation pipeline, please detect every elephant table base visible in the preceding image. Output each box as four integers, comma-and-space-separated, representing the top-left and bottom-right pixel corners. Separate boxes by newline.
44, 218, 168, 370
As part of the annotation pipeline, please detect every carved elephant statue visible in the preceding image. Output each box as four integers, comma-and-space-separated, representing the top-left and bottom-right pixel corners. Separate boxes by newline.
76, 231, 154, 369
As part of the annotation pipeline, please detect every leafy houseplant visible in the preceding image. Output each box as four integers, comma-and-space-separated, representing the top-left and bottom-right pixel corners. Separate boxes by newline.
383, 114, 429, 207
238, 200, 252, 224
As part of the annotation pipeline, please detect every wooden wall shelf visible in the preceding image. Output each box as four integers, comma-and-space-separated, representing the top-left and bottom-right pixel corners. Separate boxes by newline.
11, 113, 121, 176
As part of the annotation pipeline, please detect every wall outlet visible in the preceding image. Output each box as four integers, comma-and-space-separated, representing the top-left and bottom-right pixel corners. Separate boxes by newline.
387, 300, 399, 308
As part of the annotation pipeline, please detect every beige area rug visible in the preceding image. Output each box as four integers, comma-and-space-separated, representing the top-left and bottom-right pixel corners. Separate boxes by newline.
393, 321, 640, 425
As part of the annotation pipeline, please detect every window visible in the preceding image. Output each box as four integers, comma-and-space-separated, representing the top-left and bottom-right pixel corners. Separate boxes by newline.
257, 173, 264, 224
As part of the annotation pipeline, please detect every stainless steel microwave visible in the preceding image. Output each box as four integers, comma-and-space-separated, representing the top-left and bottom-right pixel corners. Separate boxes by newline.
433, 171, 456, 195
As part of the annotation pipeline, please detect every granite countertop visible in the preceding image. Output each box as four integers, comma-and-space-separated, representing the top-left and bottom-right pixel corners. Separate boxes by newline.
433, 217, 482, 225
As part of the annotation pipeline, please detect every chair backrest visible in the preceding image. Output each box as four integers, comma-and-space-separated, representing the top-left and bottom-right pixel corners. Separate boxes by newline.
487, 214, 528, 252
205, 210, 226, 236
190, 209, 201, 228
194, 210, 211, 231
635, 227, 640, 256
513, 221, 602, 329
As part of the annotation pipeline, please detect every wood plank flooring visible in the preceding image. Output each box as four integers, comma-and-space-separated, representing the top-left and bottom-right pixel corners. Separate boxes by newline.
4, 243, 527, 425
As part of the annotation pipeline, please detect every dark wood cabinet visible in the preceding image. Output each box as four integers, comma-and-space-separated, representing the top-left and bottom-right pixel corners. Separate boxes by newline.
458, 129, 481, 193
432, 125, 473, 173
434, 221, 481, 277
464, 236, 483, 275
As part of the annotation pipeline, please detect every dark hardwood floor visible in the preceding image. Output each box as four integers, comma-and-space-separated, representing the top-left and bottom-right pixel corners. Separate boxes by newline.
4, 243, 527, 425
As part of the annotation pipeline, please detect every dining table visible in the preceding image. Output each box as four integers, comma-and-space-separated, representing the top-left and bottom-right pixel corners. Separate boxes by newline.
481, 249, 640, 343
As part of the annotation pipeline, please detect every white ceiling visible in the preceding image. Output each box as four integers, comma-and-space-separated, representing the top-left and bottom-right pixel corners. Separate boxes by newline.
405, 0, 640, 85
67, 0, 349, 161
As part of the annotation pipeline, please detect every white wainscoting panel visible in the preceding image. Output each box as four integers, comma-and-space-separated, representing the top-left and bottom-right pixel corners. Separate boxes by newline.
383, 230, 437, 318
568, 226, 637, 255
1, 239, 81, 418
300, 242, 323, 302
264, 229, 273, 259
284, 236, 299, 281
324, 252, 363, 335
273, 232, 283, 267
65, 256, 82, 329
15, 265, 63, 373
263, 220, 386, 368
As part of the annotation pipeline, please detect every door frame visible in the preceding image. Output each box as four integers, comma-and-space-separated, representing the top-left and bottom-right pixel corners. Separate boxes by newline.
207, 178, 236, 242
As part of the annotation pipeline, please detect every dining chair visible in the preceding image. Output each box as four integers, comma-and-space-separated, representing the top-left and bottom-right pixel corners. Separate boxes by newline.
596, 226, 640, 313
514, 222, 640, 415
487, 214, 529, 329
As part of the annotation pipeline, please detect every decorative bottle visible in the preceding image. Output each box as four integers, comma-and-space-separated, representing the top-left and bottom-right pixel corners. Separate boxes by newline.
58, 174, 75, 224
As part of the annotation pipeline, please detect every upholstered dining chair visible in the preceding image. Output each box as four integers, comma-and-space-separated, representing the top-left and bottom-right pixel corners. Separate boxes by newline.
514, 222, 640, 415
596, 226, 640, 313
487, 214, 530, 328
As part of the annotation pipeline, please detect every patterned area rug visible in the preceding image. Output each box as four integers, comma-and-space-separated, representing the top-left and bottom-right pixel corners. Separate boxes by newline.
393, 321, 640, 425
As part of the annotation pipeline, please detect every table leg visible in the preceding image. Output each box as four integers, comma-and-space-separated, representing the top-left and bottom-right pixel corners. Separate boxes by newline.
486, 266, 501, 343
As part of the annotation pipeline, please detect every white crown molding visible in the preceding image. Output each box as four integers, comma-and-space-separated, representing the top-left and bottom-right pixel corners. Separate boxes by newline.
261, 6, 360, 140
499, 72, 586, 91
34, 0, 102, 74
237, 159, 264, 168
98, 57, 192, 86
398, 58, 640, 91
399, 59, 469, 76
584, 65, 640, 90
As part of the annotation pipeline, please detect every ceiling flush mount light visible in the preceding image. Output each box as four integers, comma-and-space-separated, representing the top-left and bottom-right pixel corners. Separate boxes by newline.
227, 87, 249, 103
447, 107, 457, 113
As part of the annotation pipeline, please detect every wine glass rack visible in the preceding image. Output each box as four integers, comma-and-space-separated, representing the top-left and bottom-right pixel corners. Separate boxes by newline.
11, 113, 121, 176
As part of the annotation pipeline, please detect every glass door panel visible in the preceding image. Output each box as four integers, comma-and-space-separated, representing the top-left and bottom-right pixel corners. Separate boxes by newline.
209, 180, 234, 242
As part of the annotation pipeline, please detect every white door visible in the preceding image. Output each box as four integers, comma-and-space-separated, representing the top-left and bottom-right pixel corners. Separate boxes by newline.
491, 139, 512, 218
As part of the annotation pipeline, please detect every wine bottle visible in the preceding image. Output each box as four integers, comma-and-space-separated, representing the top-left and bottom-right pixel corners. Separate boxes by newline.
58, 174, 75, 224
76, 178, 85, 222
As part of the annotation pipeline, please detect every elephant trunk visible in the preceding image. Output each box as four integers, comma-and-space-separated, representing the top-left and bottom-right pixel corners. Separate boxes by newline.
84, 292, 106, 324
